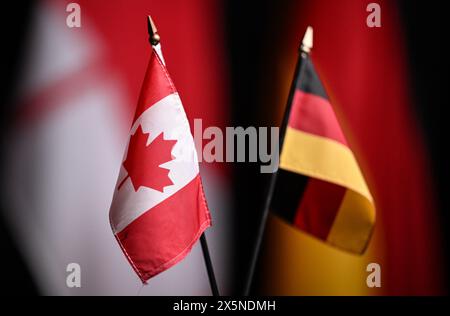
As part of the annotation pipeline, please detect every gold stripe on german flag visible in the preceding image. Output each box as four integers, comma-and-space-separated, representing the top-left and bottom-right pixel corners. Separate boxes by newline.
271, 57, 375, 254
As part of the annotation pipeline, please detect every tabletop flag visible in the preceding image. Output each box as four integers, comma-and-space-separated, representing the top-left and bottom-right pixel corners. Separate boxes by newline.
271, 56, 375, 254
109, 43, 211, 282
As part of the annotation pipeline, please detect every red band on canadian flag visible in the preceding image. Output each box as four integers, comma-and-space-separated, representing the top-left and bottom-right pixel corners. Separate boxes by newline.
109, 46, 211, 283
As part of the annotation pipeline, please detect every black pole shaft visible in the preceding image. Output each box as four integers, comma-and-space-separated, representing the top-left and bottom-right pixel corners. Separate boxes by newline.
243, 50, 309, 296
200, 233, 220, 296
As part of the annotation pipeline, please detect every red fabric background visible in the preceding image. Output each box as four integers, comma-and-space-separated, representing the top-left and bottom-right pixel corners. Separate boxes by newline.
283, 0, 445, 294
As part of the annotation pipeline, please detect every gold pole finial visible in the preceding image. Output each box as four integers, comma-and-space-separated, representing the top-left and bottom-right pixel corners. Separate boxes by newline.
300, 26, 313, 53
147, 15, 160, 46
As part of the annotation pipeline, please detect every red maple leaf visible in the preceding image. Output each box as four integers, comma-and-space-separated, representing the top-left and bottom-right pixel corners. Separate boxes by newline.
120, 125, 177, 192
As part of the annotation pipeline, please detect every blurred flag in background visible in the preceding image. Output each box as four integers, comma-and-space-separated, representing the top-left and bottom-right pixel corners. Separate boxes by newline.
258, 0, 444, 295
2, 0, 231, 295
271, 51, 375, 255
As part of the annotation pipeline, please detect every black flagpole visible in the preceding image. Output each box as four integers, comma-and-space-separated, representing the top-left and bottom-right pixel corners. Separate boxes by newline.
200, 233, 220, 296
243, 26, 314, 296
147, 16, 220, 297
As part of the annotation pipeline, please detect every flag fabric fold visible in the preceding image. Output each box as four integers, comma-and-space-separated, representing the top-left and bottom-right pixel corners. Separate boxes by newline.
271, 56, 375, 254
109, 44, 211, 282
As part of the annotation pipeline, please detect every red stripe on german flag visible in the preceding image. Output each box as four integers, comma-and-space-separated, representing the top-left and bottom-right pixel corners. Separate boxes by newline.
271, 57, 375, 254
289, 90, 348, 146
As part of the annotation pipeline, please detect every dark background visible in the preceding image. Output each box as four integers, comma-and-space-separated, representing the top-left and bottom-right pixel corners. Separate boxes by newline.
1, 0, 449, 295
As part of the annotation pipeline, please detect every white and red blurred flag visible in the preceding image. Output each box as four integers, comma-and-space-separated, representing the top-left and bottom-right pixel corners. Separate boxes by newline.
109, 42, 211, 283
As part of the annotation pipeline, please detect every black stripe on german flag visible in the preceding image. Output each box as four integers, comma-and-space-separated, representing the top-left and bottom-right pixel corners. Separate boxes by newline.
296, 57, 328, 100
270, 169, 308, 223
271, 170, 346, 241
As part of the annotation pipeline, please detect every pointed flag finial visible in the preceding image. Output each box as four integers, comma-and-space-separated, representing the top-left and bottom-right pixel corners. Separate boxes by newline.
147, 15, 160, 46
300, 26, 313, 53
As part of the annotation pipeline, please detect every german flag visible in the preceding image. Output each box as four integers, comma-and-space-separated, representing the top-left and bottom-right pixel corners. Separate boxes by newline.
271, 36, 375, 254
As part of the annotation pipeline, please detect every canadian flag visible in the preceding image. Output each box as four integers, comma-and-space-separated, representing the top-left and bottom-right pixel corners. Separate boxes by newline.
109, 43, 211, 283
